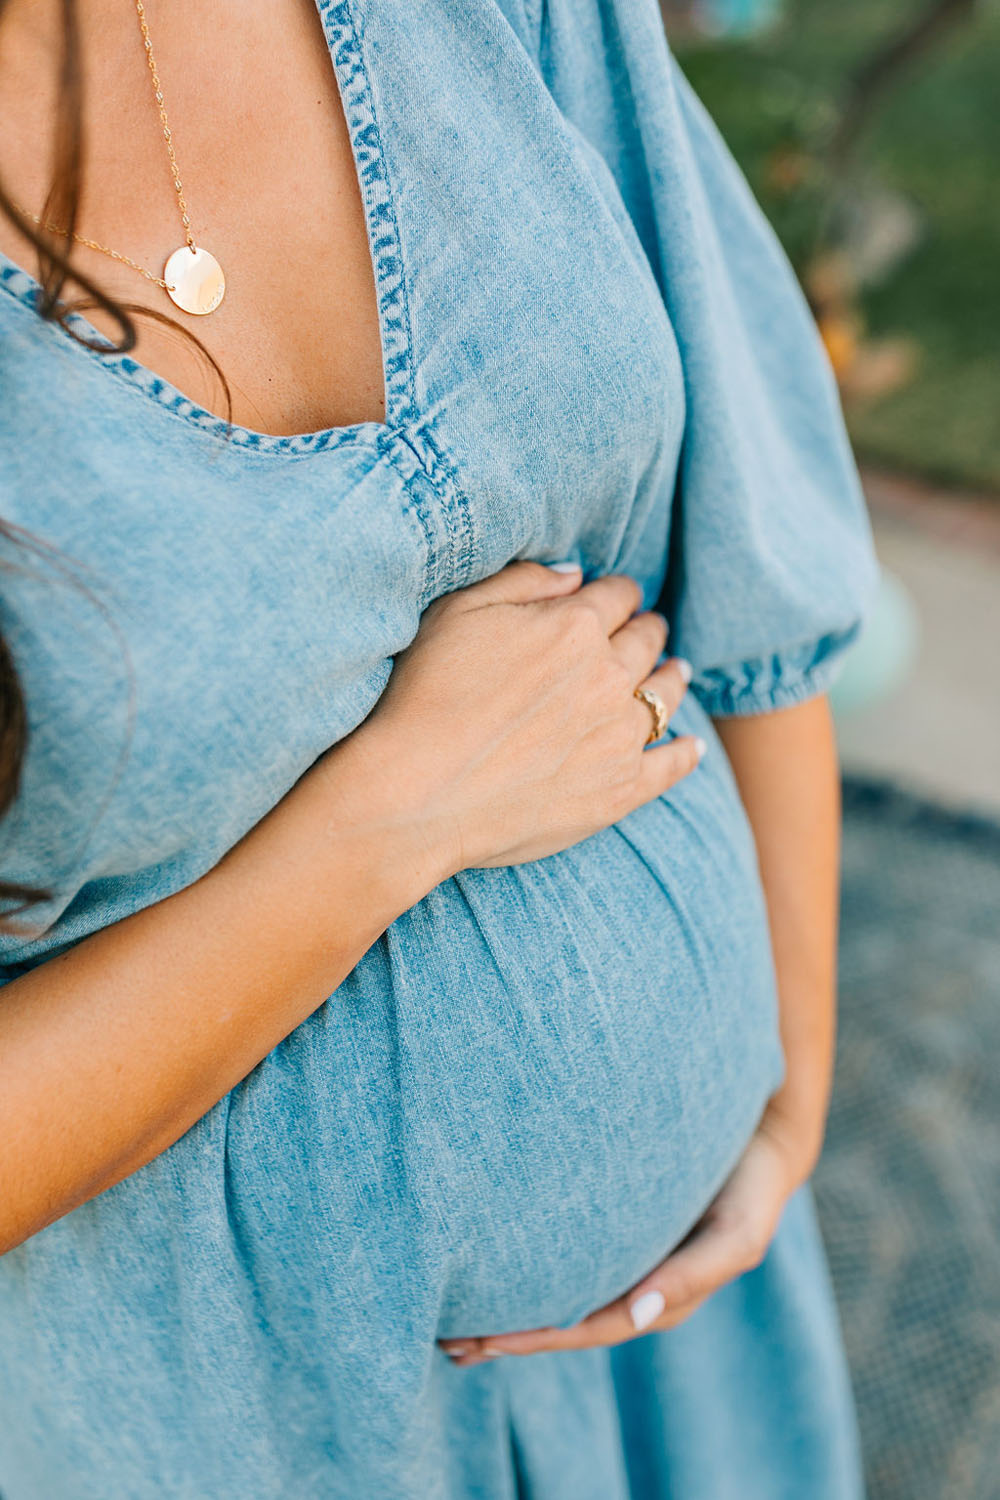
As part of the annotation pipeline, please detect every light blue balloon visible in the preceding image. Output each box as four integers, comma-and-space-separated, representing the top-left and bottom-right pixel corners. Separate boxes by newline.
696, 0, 785, 37
830, 569, 921, 719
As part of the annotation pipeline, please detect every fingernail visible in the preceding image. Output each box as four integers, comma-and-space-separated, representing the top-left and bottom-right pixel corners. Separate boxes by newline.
694, 737, 708, 761
545, 560, 581, 573
443, 1345, 470, 1357
675, 658, 693, 684
629, 1289, 666, 1331
480, 1345, 505, 1357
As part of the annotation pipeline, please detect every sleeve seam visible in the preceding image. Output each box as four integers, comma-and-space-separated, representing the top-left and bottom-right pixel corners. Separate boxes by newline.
693, 653, 843, 718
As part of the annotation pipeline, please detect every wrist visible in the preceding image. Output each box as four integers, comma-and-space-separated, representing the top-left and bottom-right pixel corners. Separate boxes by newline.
309, 722, 457, 917
758, 1086, 829, 1185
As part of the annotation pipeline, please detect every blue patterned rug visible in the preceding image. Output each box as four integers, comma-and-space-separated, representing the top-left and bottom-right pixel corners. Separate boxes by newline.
814, 778, 1000, 1500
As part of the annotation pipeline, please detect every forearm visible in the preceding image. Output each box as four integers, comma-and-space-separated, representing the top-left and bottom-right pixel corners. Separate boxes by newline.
713, 694, 841, 1170
0, 732, 442, 1256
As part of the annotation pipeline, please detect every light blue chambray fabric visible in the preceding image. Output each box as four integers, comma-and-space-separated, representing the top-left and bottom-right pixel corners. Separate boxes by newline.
0, 1, 877, 1495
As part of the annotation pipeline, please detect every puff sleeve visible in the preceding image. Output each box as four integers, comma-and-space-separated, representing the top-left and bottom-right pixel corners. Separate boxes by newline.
534, 0, 881, 714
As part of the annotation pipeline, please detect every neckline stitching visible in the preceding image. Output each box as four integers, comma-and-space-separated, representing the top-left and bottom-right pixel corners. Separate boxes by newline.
0, 0, 416, 458
317, 0, 418, 431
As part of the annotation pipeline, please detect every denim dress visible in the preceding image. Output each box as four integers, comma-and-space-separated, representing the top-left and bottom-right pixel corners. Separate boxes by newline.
0, 2, 879, 1496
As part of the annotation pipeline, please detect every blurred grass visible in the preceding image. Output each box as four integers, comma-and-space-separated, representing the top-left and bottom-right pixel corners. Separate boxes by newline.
674, 0, 1000, 491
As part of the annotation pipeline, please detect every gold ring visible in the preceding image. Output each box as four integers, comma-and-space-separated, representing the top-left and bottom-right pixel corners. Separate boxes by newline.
634, 685, 670, 746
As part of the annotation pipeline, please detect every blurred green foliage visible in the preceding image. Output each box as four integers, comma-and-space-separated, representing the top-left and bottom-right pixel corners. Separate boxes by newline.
675, 0, 1000, 490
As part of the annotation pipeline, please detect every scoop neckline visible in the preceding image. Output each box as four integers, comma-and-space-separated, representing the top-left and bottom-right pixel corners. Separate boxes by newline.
0, 0, 416, 458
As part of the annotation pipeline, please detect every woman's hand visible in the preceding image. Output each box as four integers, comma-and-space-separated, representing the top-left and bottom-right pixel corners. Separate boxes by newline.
435, 695, 843, 1369
342, 559, 704, 880
438, 1095, 820, 1366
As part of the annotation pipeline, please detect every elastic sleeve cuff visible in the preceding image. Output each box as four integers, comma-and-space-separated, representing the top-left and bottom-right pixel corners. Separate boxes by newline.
691, 624, 863, 718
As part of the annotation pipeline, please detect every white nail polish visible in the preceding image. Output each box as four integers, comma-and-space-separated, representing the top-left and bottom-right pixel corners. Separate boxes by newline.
629, 1289, 666, 1331
694, 736, 708, 761
444, 1345, 470, 1357
675, 658, 693, 684
545, 560, 581, 573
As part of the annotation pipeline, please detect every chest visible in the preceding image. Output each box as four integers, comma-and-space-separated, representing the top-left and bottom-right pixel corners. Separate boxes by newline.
0, 0, 688, 946
0, 0, 386, 435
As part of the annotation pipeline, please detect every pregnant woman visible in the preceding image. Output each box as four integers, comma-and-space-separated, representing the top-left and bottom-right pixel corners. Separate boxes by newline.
0, 0, 879, 1495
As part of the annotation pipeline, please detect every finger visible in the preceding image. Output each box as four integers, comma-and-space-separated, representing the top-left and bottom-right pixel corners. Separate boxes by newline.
628, 1202, 780, 1326
539, 1230, 756, 1353
454, 1271, 709, 1358
457, 558, 584, 608
562, 1261, 725, 1347
630, 656, 693, 744
643, 654, 694, 708
443, 1304, 629, 1359
633, 733, 706, 806
444, 1351, 502, 1367
624, 1129, 795, 1329
440, 1259, 726, 1364
441, 1270, 725, 1362
569, 572, 645, 637
608, 609, 669, 682
442, 1276, 686, 1359
442, 1144, 790, 1365
625, 1233, 742, 1328
440, 1325, 575, 1362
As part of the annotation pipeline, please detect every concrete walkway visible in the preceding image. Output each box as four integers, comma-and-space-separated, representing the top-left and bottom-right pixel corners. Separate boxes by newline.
836, 469, 1000, 816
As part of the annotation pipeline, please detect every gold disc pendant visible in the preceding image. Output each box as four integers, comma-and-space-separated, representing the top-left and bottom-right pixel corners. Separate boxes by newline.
163, 245, 226, 315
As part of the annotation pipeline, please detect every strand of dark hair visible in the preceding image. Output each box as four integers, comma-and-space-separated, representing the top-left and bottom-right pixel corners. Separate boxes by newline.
0, 0, 232, 929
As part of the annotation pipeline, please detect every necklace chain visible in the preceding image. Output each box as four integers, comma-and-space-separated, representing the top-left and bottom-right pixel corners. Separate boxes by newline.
13, 215, 175, 291
13, 0, 201, 294
134, 0, 195, 256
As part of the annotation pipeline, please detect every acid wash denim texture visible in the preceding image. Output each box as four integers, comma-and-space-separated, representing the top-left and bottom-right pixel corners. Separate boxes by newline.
0, 1, 878, 1496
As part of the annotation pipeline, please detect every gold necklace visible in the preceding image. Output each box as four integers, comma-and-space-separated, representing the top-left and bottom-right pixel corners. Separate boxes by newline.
14, 0, 225, 316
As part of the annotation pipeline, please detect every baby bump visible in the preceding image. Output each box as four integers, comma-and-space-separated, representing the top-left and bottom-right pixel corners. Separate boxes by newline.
0, 725, 787, 1456
243, 730, 788, 1336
